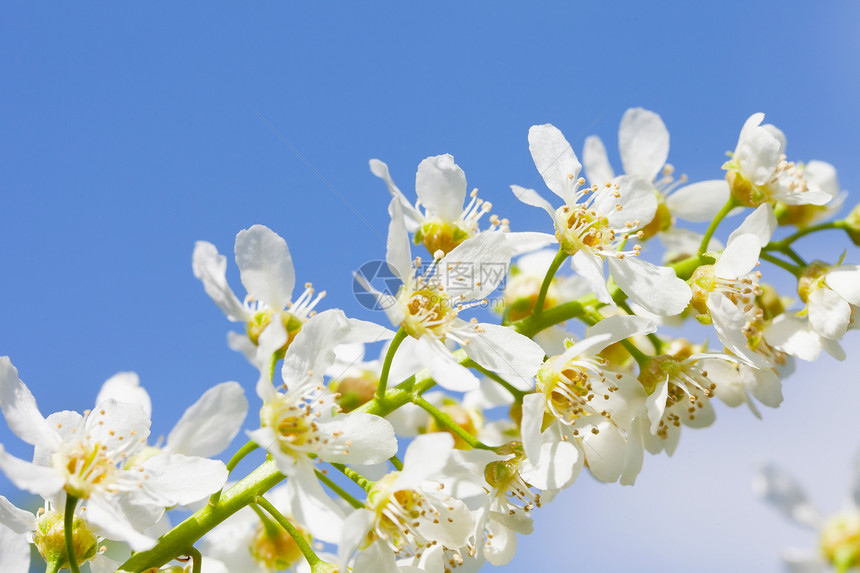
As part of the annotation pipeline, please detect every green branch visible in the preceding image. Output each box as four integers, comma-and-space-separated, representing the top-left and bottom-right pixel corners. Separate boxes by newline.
64, 495, 81, 573
255, 496, 323, 569
698, 198, 738, 256
412, 395, 493, 450
376, 327, 408, 399
532, 248, 569, 318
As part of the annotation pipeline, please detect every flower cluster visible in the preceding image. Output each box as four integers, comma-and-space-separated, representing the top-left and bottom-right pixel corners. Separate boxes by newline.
1, 108, 858, 573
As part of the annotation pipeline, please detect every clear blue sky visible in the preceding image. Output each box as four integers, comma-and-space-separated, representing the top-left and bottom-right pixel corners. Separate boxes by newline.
2, 2, 859, 571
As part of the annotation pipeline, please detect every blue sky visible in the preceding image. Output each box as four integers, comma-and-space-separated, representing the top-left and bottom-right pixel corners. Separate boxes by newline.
2, 2, 860, 571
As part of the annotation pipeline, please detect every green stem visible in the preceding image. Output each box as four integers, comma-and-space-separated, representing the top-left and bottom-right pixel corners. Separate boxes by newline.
671, 254, 715, 281
463, 358, 527, 400
783, 246, 807, 266
64, 495, 81, 573
412, 395, 493, 450
210, 441, 261, 505
45, 562, 61, 573
187, 547, 202, 573
510, 295, 597, 338
330, 463, 374, 493
376, 327, 408, 399
767, 220, 847, 250
255, 496, 322, 569
698, 198, 738, 256
315, 469, 364, 509
389, 455, 404, 471
759, 252, 802, 277
118, 460, 286, 573
585, 309, 649, 366
532, 248, 569, 318
267, 352, 279, 384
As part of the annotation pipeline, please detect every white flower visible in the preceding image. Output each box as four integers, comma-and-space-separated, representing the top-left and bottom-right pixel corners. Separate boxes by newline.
359, 198, 547, 392
247, 309, 398, 544
513, 123, 692, 316
192, 224, 326, 368
370, 155, 498, 256
755, 455, 860, 572
799, 262, 860, 341
338, 433, 476, 572
521, 315, 654, 485
725, 113, 838, 208
582, 107, 731, 232
0, 357, 228, 551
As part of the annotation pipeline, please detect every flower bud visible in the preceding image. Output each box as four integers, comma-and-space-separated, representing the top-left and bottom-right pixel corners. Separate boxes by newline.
329, 372, 378, 413
33, 510, 98, 570
246, 311, 304, 359
844, 203, 860, 246
426, 402, 483, 450
638, 201, 673, 239
755, 283, 787, 321
797, 261, 828, 303
502, 268, 557, 322
687, 265, 716, 315
414, 221, 469, 256
249, 518, 310, 571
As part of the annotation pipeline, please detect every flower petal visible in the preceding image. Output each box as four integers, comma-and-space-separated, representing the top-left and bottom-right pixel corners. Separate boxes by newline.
607, 256, 691, 316
166, 382, 248, 458
386, 197, 413, 281
235, 225, 295, 310
287, 466, 344, 544
463, 323, 544, 390
713, 233, 761, 279
96, 372, 152, 417
0, 522, 29, 573
619, 107, 669, 182
0, 496, 35, 534
582, 135, 615, 185
85, 494, 157, 552
571, 250, 610, 304
666, 179, 731, 222
415, 154, 467, 222
441, 231, 511, 300
317, 413, 397, 465
510, 185, 555, 218
0, 357, 54, 447
727, 203, 776, 247
397, 432, 454, 490
140, 453, 228, 506
808, 287, 851, 340
192, 241, 248, 322
528, 124, 581, 204
826, 265, 860, 306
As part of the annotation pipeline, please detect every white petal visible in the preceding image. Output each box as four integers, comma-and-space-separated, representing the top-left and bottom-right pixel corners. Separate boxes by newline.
582, 422, 627, 483
0, 357, 54, 447
582, 135, 614, 185
441, 231, 511, 300
571, 250, 610, 304
415, 154, 467, 222
619, 107, 669, 182
804, 160, 840, 199
826, 265, 860, 306
0, 524, 29, 573
753, 464, 820, 528
141, 454, 228, 506
714, 233, 761, 279
192, 241, 247, 322
386, 198, 413, 281
413, 337, 478, 392
764, 315, 823, 362
484, 519, 518, 566
85, 495, 157, 552
287, 467, 344, 544
415, 494, 474, 549
317, 413, 397, 465
646, 378, 670, 434
708, 293, 771, 368
463, 324, 544, 389
597, 175, 657, 229
166, 382, 248, 458
747, 368, 784, 408
353, 540, 401, 573
620, 418, 645, 486
339, 510, 376, 569
727, 203, 776, 247
342, 318, 395, 344
86, 399, 151, 456
520, 427, 582, 491
96, 372, 152, 416
235, 225, 295, 309
0, 496, 35, 534
584, 314, 657, 350
608, 256, 691, 316
808, 287, 851, 340
528, 124, 581, 203
666, 179, 730, 222
397, 432, 454, 490
370, 158, 422, 227
281, 309, 350, 390
520, 393, 546, 466
510, 185, 555, 217
736, 114, 781, 185
504, 230, 558, 255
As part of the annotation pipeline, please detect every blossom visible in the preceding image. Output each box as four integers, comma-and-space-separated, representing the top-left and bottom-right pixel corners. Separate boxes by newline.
725, 113, 838, 208
338, 433, 476, 572
358, 198, 546, 392
798, 261, 860, 341
512, 123, 692, 316
0, 357, 228, 551
521, 315, 654, 485
193, 224, 326, 368
582, 107, 731, 234
247, 309, 398, 543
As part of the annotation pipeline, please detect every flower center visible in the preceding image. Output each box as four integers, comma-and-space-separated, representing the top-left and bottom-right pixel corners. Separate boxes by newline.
554, 204, 614, 255
536, 360, 619, 434
400, 285, 456, 340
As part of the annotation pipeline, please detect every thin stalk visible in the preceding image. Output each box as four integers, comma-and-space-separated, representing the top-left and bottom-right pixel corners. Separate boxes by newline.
330, 463, 375, 493
187, 547, 202, 573
210, 441, 261, 505
255, 496, 323, 569
389, 455, 404, 471
315, 469, 364, 509
783, 246, 807, 266
412, 395, 493, 450
64, 495, 81, 573
463, 358, 527, 400
44, 562, 61, 573
759, 252, 802, 277
532, 248, 569, 318
698, 198, 738, 256
767, 220, 847, 250
376, 327, 408, 399
511, 295, 597, 338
